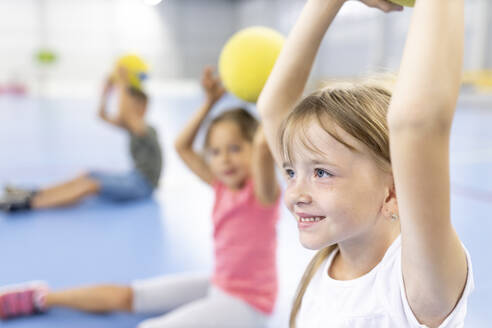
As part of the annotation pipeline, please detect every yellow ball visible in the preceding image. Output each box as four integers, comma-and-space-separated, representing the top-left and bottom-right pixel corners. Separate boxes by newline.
219, 26, 285, 103
114, 54, 149, 90
389, 0, 415, 6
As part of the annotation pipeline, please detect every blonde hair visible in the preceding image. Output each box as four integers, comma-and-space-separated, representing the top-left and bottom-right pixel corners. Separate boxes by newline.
283, 82, 393, 328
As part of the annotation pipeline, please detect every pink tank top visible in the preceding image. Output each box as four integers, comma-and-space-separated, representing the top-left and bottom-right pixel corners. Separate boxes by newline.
211, 178, 280, 314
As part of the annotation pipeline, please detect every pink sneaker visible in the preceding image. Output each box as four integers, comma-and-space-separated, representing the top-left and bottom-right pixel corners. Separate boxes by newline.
0, 281, 49, 320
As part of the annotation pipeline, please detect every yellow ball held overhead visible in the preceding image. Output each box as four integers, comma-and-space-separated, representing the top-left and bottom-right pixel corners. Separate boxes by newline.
113, 54, 149, 90
219, 26, 285, 103
389, 0, 415, 7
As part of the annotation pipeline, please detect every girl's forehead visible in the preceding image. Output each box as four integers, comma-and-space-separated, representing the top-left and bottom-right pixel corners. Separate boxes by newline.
310, 123, 353, 149
286, 120, 362, 163
210, 120, 240, 134
208, 121, 245, 145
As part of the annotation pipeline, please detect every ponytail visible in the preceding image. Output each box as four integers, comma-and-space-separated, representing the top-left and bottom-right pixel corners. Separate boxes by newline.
289, 245, 336, 327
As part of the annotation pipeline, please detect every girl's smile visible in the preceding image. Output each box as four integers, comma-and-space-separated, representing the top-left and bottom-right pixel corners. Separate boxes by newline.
295, 212, 327, 230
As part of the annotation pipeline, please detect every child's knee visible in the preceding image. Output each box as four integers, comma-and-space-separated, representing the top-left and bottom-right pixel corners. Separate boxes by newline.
114, 286, 133, 312
91, 285, 133, 312
77, 177, 100, 195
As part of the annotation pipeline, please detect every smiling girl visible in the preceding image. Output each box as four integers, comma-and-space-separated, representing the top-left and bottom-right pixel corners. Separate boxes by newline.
258, 0, 473, 327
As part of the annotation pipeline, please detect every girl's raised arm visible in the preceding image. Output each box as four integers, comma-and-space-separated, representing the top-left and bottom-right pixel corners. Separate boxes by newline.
174, 67, 224, 186
387, 0, 467, 325
257, 0, 344, 166
98, 77, 125, 129
257, 0, 401, 166
251, 126, 280, 205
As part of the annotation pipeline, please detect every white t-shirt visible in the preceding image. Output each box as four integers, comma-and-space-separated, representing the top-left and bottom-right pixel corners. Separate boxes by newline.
297, 235, 474, 328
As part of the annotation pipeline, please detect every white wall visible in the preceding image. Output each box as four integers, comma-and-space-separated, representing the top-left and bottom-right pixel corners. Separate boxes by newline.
0, 0, 176, 95
161, 0, 237, 79
0, 0, 490, 97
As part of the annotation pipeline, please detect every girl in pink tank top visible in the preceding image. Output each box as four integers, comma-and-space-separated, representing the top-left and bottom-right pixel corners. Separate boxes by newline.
0, 67, 280, 328
0, 68, 280, 328
0, 68, 279, 327
175, 66, 281, 318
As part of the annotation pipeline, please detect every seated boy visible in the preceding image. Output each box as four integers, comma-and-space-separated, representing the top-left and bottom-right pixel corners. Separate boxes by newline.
0, 74, 162, 212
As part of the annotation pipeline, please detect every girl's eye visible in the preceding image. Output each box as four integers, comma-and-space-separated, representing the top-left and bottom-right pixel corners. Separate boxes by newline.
315, 168, 332, 178
229, 145, 241, 153
210, 149, 220, 157
285, 169, 295, 179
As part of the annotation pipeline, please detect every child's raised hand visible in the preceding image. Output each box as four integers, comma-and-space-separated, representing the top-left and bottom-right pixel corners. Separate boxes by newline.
102, 76, 114, 97
201, 66, 226, 104
352, 0, 403, 13
114, 66, 131, 87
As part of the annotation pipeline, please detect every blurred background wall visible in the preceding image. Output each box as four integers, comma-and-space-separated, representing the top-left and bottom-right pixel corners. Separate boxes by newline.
0, 0, 490, 97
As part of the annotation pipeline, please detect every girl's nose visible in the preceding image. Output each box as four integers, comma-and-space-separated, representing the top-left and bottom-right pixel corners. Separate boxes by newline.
286, 179, 312, 206
220, 151, 230, 163
296, 193, 312, 205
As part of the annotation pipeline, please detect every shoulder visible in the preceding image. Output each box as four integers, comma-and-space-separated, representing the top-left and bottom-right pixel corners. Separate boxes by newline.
297, 250, 336, 325
147, 125, 157, 136
212, 179, 222, 190
131, 125, 159, 142
141, 125, 157, 138
303, 249, 337, 300
378, 240, 474, 327
147, 126, 160, 144
211, 180, 227, 198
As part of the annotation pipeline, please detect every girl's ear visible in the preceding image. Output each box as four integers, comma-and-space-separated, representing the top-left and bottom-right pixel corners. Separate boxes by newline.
382, 179, 399, 220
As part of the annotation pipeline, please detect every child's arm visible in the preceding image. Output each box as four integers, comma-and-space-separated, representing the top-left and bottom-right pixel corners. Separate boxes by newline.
174, 67, 225, 186
251, 126, 280, 205
387, 0, 467, 326
98, 77, 125, 128
257, 0, 401, 165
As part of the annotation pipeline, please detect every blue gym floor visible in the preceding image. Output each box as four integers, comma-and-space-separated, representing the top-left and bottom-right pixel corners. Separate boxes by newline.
0, 92, 491, 327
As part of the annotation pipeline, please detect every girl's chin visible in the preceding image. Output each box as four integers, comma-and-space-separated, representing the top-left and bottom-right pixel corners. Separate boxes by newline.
221, 175, 247, 188
299, 238, 326, 251
299, 233, 335, 251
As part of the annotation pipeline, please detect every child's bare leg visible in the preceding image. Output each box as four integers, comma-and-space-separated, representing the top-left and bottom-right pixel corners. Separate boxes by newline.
45, 285, 133, 313
31, 174, 100, 209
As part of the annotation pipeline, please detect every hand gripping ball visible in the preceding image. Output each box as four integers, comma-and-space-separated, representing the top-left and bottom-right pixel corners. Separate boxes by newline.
114, 54, 149, 90
219, 26, 285, 103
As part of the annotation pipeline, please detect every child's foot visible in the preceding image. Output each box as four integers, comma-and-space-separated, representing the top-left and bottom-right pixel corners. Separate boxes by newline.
0, 281, 49, 320
0, 193, 33, 213
4, 185, 36, 198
